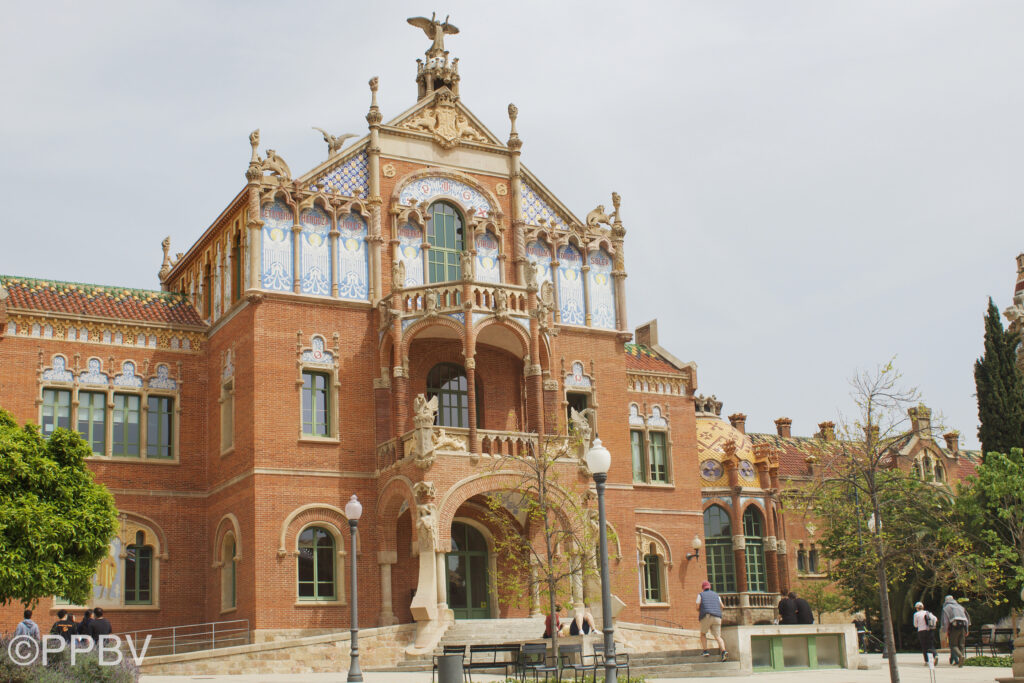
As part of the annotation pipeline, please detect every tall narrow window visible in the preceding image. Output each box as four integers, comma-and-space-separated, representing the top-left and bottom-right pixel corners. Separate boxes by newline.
125, 531, 153, 605
743, 507, 768, 592
631, 430, 646, 482
649, 431, 668, 483
427, 202, 464, 283
643, 549, 663, 602
147, 396, 174, 458
112, 394, 140, 457
302, 371, 330, 436
203, 263, 212, 318
222, 536, 237, 611
297, 526, 336, 600
703, 505, 736, 593
427, 363, 471, 428
77, 391, 106, 454
808, 546, 820, 574
231, 234, 242, 303
797, 544, 807, 573
42, 389, 72, 437
221, 381, 234, 452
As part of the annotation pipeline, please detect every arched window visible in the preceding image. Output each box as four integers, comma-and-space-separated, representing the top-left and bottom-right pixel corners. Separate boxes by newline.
125, 530, 153, 605
297, 526, 336, 601
912, 460, 922, 479
703, 505, 736, 593
426, 363, 482, 429
222, 534, 237, 611
427, 202, 464, 283
935, 463, 945, 482
742, 507, 768, 592
642, 545, 663, 603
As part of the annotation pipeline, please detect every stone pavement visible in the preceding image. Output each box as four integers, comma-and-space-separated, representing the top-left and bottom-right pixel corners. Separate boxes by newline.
140, 652, 1012, 682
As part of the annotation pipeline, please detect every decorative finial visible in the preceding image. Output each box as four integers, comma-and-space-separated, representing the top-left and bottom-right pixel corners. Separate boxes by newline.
367, 77, 382, 126
312, 128, 357, 159
248, 129, 260, 164
407, 13, 460, 55
507, 103, 522, 151
159, 236, 172, 281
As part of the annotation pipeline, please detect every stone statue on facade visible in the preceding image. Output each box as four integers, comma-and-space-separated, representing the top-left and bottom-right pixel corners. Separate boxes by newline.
494, 287, 509, 319
392, 260, 406, 290
407, 13, 459, 54
262, 150, 291, 179
610, 192, 621, 223
416, 502, 439, 552
432, 429, 466, 452
159, 236, 172, 281
312, 128, 358, 158
525, 261, 539, 291
424, 288, 439, 315
586, 205, 612, 229
461, 250, 474, 281
249, 129, 260, 163
413, 394, 438, 428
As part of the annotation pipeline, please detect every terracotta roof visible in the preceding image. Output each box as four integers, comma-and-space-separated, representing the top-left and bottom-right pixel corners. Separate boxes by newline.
624, 343, 682, 373
749, 433, 849, 477
1, 276, 203, 326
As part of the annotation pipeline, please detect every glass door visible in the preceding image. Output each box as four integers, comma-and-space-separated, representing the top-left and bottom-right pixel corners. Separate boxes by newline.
447, 522, 490, 619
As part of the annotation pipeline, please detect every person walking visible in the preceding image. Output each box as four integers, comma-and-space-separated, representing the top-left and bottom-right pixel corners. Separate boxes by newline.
696, 581, 728, 661
778, 591, 798, 624
912, 601, 938, 665
940, 595, 970, 667
49, 609, 77, 643
13, 609, 41, 640
792, 591, 814, 624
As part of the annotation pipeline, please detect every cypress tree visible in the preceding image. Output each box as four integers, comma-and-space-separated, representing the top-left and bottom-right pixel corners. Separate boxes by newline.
974, 298, 1024, 459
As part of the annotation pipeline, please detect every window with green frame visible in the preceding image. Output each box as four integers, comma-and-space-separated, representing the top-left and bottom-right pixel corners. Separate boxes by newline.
643, 549, 663, 602
77, 391, 106, 454
125, 531, 153, 604
147, 396, 174, 458
297, 526, 336, 600
704, 505, 737, 592
427, 363, 481, 429
743, 506, 768, 592
112, 394, 140, 457
649, 431, 668, 482
427, 201, 464, 283
41, 388, 71, 437
302, 371, 330, 436
222, 536, 237, 610
631, 430, 646, 482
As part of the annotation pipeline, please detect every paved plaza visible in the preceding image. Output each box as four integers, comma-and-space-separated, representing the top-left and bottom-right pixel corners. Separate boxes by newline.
140, 652, 1013, 682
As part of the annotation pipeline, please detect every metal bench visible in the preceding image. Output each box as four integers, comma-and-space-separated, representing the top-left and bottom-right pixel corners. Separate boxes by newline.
557, 643, 599, 683
593, 642, 630, 680
465, 643, 521, 682
519, 642, 557, 682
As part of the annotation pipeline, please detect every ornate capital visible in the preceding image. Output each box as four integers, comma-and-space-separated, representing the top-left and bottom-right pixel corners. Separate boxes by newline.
732, 534, 746, 551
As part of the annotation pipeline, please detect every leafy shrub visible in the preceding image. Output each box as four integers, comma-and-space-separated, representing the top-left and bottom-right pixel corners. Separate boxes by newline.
963, 655, 1013, 667
0, 637, 140, 682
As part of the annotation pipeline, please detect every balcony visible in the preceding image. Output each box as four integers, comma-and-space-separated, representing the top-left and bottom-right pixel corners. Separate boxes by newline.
395, 281, 530, 326
721, 592, 778, 625
376, 425, 538, 472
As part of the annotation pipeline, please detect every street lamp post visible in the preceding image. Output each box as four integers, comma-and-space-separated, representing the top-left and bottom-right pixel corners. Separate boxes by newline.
345, 494, 363, 682
585, 438, 617, 683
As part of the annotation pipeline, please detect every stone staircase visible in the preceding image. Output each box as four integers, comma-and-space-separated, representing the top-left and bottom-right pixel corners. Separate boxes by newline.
374, 618, 745, 678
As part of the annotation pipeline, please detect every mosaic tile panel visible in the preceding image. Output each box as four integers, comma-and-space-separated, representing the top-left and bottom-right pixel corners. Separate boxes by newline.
80, 358, 108, 386
261, 201, 294, 292
525, 241, 553, 285
557, 245, 585, 325
337, 213, 369, 300
312, 151, 369, 199
475, 231, 501, 283
588, 249, 616, 330
149, 365, 177, 390
114, 361, 143, 388
300, 207, 331, 297
42, 355, 73, 382
397, 222, 424, 287
399, 176, 491, 218
301, 335, 334, 366
520, 182, 567, 229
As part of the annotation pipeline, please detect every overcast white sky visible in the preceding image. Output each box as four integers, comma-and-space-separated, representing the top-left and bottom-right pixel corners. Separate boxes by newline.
2, 1, 1022, 448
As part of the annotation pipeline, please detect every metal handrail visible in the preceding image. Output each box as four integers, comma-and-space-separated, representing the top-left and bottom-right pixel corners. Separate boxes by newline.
119, 618, 249, 656
641, 615, 687, 631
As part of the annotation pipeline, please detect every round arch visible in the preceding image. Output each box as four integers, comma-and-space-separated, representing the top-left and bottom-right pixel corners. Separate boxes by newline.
212, 513, 243, 568
472, 317, 531, 359
391, 168, 502, 222
376, 475, 419, 548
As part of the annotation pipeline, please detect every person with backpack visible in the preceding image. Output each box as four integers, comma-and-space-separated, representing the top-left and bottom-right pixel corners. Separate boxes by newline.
940, 595, 970, 667
49, 609, 77, 643
85, 607, 112, 643
13, 609, 41, 641
912, 601, 939, 665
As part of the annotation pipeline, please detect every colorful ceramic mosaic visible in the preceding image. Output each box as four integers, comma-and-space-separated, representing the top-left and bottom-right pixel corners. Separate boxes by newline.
700, 459, 724, 481
525, 241, 553, 285
557, 245, 585, 325
312, 151, 369, 199
399, 176, 491, 218
261, 201, 294, 292
337, 213, 369, 300
114, 361, 143, 388
520, 182, 567, 229
397, 222, 424, 287
628, 404, 644, 426
41, 355, 73, 382
588, 248, 616, 329
149, 364, 177, 390
300, 207, 331, 297
475, 231, 501, 283
648, 406, 667, 427
564, 361, 591, 388
301, 335, 334, 366
80, 358, 108, 386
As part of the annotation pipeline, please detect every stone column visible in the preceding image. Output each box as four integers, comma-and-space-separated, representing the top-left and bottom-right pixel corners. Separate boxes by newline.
525, 280, 545, 434
581, 262, 592, 327
611, 214, 628, 332
529, 561, 542, 617
507, 105, 526, 285
291, 219, 302, 293
366, 78, 384, 302
436, 551, 448, 613
244, 176, 262, 292
378, 550, 398, 626
329, 212, 341, 298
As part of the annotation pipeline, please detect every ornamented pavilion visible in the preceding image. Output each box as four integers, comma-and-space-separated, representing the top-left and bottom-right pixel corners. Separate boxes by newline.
0, 17, 982, 654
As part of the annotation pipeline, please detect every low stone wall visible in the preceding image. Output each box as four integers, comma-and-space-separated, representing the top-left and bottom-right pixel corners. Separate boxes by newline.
253, 628, 340, 643
140, 623, 417, 676
722, 623, 860, 672
617, 621, 702, 653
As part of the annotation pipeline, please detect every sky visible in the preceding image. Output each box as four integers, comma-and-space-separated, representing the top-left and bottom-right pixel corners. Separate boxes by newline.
2, 1, 1022, 448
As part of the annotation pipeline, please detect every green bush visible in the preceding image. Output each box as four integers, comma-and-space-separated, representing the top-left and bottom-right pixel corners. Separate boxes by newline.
0, 638, 140, 682
963, 655, 1013, 667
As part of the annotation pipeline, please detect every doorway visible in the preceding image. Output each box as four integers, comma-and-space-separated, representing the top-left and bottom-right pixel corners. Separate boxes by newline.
447, 522, 490, 619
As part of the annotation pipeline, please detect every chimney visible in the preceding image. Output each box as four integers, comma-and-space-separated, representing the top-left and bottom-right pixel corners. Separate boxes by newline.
635, 319, 657, 347
943, 431, 960, 454
775, 417, 792, 438
908, 404, 932, 436
817, 421, 836, 441
729, 413, 747, 434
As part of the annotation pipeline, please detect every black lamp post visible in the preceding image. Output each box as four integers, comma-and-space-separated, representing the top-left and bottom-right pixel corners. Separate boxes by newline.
345, 494, 363, 682
585, 438, 617, 683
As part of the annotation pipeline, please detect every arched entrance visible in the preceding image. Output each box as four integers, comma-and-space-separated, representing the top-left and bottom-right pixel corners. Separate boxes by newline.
447, 521, 490, 619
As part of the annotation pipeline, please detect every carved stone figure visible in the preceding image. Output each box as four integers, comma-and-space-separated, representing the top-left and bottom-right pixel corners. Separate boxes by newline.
586, 205, 612, 229
407, 13, 459, 54
249, 129, 260, 163
525, 261, 539, 291
413, 393, 438, 428
424, 288, 439, 315
460, 251, 474, 281
416, 502, 439, 552
494, 287, 509, 318
413, 480, 436, 503
312, 128, 358, 158
158, 236, 172, 280
378, 300, 394, 330
400, 91, 488, 149
262, 150, 291, 179
432, 428, 467, 452
610, 192, 621, 223
392, 260, 406, 290
569, 407, 594, 448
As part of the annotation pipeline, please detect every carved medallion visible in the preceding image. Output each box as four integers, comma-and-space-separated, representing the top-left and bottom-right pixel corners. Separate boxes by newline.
382, 163, 397, 178
495, 183, 508, 196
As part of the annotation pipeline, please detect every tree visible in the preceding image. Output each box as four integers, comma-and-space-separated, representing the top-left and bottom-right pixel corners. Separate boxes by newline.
483, 432, 607, 659
0, 408, 119, 606
974, 298, 1024, 459
794, 580, 853, 624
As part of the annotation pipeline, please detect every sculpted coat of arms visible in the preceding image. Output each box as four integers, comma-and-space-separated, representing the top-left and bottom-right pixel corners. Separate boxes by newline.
400, 91, 489, 149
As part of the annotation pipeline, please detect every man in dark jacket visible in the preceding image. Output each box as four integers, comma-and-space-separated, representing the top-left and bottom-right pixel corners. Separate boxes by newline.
792, 592, 814, 624
778, 591, 798, 624
49, 610, 77, 643
86, 607, 112, 642
76, 609, 93, 638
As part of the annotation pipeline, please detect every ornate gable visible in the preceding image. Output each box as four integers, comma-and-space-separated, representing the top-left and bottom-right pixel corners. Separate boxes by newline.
387, 90, 502, 149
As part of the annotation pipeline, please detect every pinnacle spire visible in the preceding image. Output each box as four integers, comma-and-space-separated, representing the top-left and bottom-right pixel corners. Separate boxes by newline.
408, 13, 461, 100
